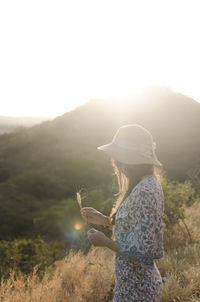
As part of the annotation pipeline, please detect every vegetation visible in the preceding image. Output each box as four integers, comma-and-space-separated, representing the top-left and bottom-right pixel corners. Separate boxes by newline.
162, 179, 198, 227
0, 215, 200, 302
0, 177, 198, 281
0, 238, 66, 279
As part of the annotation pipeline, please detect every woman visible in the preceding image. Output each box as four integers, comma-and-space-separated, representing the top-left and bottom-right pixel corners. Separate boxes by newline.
81, 124, 164, 302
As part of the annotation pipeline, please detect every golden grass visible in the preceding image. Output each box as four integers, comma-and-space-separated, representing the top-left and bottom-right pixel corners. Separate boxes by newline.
158, 243, 200, 302
0, 203, 200, 302
184, 202, 200, 242
1, 244, 200, 302
0, 247, 115, 302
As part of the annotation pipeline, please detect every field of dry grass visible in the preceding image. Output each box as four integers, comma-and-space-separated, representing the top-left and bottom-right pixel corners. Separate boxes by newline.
0, 248, 115, 302
0, 203, 200, 302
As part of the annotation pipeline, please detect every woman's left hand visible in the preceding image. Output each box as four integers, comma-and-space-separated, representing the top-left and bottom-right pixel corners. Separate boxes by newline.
87, 228, 108, 247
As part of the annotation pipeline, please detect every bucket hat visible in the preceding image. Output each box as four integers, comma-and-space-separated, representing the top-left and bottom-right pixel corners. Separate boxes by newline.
97, 124, 162, 167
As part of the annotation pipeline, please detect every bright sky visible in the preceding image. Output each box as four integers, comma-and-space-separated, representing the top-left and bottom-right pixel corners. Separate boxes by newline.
0, 0, 200, 117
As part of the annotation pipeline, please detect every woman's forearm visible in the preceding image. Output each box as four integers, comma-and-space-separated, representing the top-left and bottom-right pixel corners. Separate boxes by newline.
104, 237, 122, 255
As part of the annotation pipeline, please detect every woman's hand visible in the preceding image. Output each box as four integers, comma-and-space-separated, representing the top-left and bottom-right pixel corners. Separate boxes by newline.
87, 228, 122, 255
81, 207, 109, 226
87, 228, 108, 247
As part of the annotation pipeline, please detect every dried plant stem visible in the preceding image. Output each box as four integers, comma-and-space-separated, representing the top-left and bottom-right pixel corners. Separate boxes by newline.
76, 191, 88, 226
76, 192, 82, 209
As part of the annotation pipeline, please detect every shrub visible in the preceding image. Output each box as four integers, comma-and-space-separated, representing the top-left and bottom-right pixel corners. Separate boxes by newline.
0, 237, 66, 279
162, 179, 197, 228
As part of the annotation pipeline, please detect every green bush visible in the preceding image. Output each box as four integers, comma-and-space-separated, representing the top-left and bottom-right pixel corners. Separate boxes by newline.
0, 237, 66, 279
162, 178, 197, 228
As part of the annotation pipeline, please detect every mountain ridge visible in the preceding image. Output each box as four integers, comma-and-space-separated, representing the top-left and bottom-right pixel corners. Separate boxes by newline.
1, 87, 200, 182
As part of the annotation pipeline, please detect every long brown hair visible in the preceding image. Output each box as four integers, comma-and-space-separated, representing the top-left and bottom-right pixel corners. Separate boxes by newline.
109, 158, 160, 225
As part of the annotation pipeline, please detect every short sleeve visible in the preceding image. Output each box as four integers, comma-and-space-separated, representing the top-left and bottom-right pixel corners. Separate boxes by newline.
116, 186, 163, 268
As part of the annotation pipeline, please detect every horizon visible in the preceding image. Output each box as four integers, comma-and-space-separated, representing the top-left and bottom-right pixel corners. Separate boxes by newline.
0, 86, 200, 119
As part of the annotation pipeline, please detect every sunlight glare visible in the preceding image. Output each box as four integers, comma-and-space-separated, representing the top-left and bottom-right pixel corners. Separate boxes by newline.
74, 223, 83, 231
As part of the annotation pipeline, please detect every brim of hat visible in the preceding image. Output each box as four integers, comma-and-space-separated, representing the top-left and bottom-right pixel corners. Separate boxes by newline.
97, 143, 162, 167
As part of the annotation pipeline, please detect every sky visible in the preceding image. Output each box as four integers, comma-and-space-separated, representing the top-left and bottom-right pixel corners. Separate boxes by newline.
0, 0, 200, 117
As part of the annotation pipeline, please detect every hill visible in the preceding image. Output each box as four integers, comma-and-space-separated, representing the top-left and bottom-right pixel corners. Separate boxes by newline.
28, 86, 200, 181
0, 87, 200, 240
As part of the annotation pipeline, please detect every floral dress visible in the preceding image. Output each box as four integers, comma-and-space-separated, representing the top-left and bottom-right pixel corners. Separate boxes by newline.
113, 176, 164, 302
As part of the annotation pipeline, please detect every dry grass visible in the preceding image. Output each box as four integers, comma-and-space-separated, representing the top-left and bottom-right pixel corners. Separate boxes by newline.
1, 244, 200, 302
0, 203, 200, 302
158, 243, 200, 302
159, 202, 200, 301
184, 202, 200, 242
0, 248, 115, 302
164, 202, 200, 250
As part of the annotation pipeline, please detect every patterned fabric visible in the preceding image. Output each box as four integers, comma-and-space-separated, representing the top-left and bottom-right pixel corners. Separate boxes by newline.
113, 176, 164, 302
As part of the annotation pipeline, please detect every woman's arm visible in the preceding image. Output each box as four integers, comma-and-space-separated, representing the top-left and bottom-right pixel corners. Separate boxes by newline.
81, 208, 113, 229
87, 228, 121, 255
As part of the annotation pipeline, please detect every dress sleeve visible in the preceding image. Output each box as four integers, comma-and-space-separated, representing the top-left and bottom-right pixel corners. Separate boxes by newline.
116, 187, 162, 268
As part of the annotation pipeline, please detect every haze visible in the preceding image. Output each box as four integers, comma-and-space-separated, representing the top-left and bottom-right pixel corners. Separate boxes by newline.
0, 0, 200, 117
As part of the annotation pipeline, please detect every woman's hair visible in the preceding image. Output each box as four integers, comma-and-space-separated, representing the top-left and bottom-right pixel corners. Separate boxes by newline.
109, 158, 161, 225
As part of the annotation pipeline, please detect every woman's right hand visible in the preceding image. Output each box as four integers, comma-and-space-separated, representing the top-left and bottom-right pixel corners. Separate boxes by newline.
80, 207, 109, 226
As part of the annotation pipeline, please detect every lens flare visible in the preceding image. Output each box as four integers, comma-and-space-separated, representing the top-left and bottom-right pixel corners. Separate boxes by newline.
74, 223, 83, 230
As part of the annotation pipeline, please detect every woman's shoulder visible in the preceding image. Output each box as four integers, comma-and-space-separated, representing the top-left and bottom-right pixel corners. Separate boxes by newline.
133, 176, 162, 195
129, 176, 164, 207
117, 177, 163, 218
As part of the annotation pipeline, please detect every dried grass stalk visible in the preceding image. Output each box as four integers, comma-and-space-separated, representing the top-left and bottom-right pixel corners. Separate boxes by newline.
76, 192, 82, 209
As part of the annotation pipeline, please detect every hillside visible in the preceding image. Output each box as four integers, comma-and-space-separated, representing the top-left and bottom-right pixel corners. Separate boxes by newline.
27, 87, 200, 181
